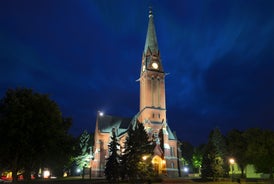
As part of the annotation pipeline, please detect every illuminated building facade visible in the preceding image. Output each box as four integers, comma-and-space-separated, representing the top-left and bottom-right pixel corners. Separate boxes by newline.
91, 9, 181, 177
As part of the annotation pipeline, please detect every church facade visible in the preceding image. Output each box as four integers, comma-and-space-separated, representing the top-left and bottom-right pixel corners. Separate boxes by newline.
91, 10, 182, 177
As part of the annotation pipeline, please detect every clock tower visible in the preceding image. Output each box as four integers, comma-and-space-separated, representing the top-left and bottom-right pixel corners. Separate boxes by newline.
139, 9, 166, 128
92, 8, 181, 178
138, 9, 180, 177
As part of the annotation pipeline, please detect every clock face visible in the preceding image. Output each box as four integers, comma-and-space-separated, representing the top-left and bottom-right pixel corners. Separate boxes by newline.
152, 62, 158, 69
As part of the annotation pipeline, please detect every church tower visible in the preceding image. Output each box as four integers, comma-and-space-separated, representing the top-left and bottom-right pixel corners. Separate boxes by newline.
92, 8, 181, 178
139, 9, 166, 126
138, 9, 180, 177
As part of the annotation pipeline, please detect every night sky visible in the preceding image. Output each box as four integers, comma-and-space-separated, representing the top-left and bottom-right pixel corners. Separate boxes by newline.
1, 0, 274, 146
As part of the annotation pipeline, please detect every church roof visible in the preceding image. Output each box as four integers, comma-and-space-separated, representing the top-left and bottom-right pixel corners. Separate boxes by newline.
144, 8, 158, 54
150, 121, 177, 140
97, 114, 132, 135
167, 125, 177, 140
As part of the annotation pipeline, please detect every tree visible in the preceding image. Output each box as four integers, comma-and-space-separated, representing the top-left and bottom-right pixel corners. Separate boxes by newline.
105, 129, 120, 183
201, 141, 215, 179
0, 88, 73, 182
192, 145, 204, 174
244, 128, 274, 179
44, 117, 76, 178
201, 128, 228, 180
226, 129, 248, 178
74, 130, 92, 179
121, 121, 154, 183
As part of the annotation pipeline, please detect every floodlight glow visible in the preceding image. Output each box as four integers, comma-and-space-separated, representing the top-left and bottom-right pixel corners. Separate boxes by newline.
43, 170, 50, 178
99, 112, 104, 116
229, 158, 235, 164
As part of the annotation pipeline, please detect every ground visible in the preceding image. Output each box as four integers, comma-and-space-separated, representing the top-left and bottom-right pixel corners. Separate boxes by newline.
13, 176, 272, 184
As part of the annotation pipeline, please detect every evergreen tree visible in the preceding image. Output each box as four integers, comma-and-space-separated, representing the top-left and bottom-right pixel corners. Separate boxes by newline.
105, 129, 120, 183
201, 142, 215, 179
210, 128, 228, 178
201, 128, 228, 180
74, 130, 91, 179
121, 121, 154, 183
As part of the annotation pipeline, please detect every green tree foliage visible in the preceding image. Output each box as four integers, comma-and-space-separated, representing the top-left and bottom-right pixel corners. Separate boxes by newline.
226, 129, 248, 178
210, 128, 227, 158
121, 121, 154, 183
0, 88, 74, 181
105, 129, 120, 183
192, 145, 204, 174
74, 130, 91, 179
201, 128, 228, 180
244, 128, 274, 179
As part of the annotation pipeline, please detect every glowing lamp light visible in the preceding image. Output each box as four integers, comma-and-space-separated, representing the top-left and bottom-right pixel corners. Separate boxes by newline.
63, 172, 67, 177
142, 156, 147, 161
183, 167, 189, 172
99, 111, 104, 116
76, 168, 81, 173
229, 158, 235, 164
43, 170, 50, 178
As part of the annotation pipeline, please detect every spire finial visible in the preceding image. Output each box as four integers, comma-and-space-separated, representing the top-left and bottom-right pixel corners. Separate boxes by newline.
144, 6, 158, 54
149, 6, 153, 18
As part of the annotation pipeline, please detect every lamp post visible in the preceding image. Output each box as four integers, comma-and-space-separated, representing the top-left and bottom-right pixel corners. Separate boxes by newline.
229, 158, 235, 181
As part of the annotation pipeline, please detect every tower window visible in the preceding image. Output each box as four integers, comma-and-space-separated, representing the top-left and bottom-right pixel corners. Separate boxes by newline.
170, 147, 174, 156
152, 113, 155, 118
158, 114, 160, 118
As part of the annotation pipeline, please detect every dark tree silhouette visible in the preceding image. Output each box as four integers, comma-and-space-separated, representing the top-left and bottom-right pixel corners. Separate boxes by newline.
244, 128, 274, 179
201, 128, 228, 180
121, 121, 154, 183
105, 129, 120, 183
0, 88, 74, 182
226, 129, 248, 178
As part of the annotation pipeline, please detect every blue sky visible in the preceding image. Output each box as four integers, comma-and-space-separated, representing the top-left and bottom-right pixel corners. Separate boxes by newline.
1, 0, 274, 145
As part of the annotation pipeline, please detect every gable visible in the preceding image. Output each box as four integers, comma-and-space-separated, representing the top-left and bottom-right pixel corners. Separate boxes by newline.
98, 114, 132, 135
153, 144, 164, 157
167, 125, 177, 140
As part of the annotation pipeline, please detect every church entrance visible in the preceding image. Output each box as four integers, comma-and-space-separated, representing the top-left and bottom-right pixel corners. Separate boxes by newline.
152, 155, 166, 175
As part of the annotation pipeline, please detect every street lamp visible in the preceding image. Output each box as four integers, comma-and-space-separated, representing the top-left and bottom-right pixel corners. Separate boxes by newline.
142, 155, 148, 161
229, 158, 235, 181
99, 111, 104, 116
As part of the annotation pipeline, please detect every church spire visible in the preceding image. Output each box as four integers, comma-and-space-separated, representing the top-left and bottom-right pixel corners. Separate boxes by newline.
144, 8, 158, 54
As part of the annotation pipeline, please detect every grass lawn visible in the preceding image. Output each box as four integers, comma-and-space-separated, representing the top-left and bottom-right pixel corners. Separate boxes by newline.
15, 177, 273, 184
159, 178, 273, 184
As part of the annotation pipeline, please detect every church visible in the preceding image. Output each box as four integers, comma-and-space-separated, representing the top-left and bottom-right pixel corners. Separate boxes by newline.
91, 9, 182, 177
